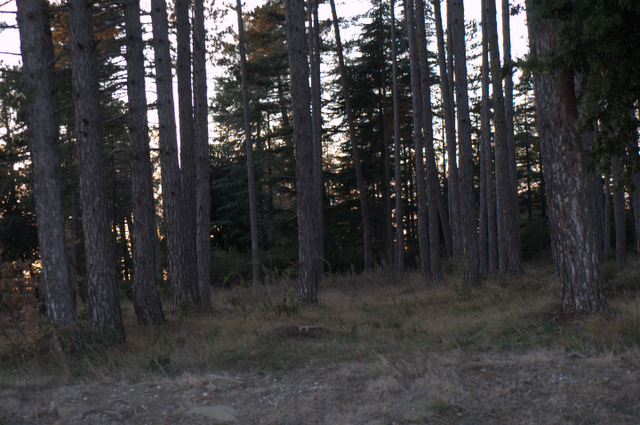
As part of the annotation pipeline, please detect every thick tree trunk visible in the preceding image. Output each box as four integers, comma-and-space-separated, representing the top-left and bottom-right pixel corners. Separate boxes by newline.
123, 0, 165, 326
329, 0, 374, 271
526, 1, 606, 313
415, 0, 442, 282
68, 0, 124, 342
451, 0, 479, 286
17, 0, 77, 342
390, 0, 405, 273
484, 0, 522, 275
285, 0, 322, 303
151, 0, 193, 312
612, 155, 627, 265
434, 0, 462, 260
404, 0, 431, 278
175, 0, 200, 306
193, 0, 212, 310
237, 0, 262, 288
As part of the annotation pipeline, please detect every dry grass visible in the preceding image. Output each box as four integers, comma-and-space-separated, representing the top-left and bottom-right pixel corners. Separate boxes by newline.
1, 259, 639, 386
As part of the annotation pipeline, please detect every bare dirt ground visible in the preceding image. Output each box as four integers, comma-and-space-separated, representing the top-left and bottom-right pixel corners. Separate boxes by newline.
2, 349, 639, 425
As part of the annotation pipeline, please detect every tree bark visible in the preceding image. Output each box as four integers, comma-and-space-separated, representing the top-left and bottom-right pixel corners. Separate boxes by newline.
17, 0, 77, 341
390, 0, 405, 273
478, 2, 490, 275
285, 0, 322, 303
451, 0, 479, 286
237, 0, 262, 288
404, 0, 431, 278
329, 0, 374, 271
633, 171, 640, 260
193, 0, 212, 310
415, 0, 442, 282
612, 155, 627, 266
123, 0, 165, 325
526, 0, 606, 313
68, 0, 124, 342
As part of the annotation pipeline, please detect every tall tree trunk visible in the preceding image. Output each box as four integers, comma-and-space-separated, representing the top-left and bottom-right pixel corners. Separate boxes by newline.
123, 0, 165, 326
633, 171, 640, 260
526, 0, 606, 313
237, 0, 262, 288
478, 3, 490, 275
193, 0, 212, 310
329, 0, 374, 271
415, 0, 442, 282
404, 0, 431, 278
68, 0, 124, 342
484, 0, 522, 275
151, 0, 192, 312
308, 0, 324, 267
381, 79, 394, 267
451, 0, 479, 286
612, 155, 627, 265
17, 0, 77, 344
285, 0, 322, 303
391, 0, 405, 273
434, 0, 462, 260
175, 0, 200, 306
603, 174, 612, 255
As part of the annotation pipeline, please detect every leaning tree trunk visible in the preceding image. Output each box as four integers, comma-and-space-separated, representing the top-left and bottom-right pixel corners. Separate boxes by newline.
285, 0, 322, 303
390, 0, 405, 273
329, 0, 374, 271
17, 0, 77, 343
612, 155, 627, 266
237, 0, 262, 288
68, 0, 124, 342
451, 0, 479, 287
404, 0, 431, 278
526, 0, 606, 314
415, 0, 442, 282
193, 0, 212, 310
123, 0, 165, 326
151, 0, 192, 312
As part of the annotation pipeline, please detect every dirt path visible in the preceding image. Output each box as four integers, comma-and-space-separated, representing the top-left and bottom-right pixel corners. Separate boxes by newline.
2, 350, 639, 424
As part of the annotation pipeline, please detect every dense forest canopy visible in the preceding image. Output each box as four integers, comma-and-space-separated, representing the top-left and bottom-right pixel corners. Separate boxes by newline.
0, 0, 639, 348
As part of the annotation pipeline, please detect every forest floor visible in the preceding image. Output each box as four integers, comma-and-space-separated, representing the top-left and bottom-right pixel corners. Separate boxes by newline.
2, 260, 640, 424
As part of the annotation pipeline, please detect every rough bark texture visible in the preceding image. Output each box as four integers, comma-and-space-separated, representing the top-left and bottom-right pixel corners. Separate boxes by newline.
123, 0, 165, 325
526, 0, 606, 314
175, 0, 199, 306
451, 0, 479, 286
17, 0, 77, 336
68, 0, 124, 342
404, 0, 431, 278
330, 0, 374, 271
484, 0, 522, 275
415, 0, 442, 282
237, 0, 262, 288
193, 0, 212, 310
285, 0, 322, 303
611, 156, 627, 266
390, 0, 405, 273
151, 0, 192, 312
634, 172, 640, 260
478, 4, 490, 275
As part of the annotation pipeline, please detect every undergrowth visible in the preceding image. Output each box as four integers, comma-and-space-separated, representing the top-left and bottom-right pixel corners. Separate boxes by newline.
1, 260, 639, 385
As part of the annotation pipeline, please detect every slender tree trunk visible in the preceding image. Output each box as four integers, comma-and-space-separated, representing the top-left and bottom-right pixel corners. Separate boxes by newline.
404, 0, 431, 278
17, 0, 77, 343
68, 0, 124, 342
415, 0, 442, 282
478, 3, 490, 275
451, 0, 479, 286
329, 0, 374, 271
391, 0, 405, 273
612, 155, 627, 266
285, 0, 322, 303
526, 0, 606, 313
193, 0, 212, 310
604, 174, 612, 255
151, 0, 192, 312
123, 0, 165, 325
175, 0, 200, 306
633, 171, 640, 259
434, 0, 462, 260
381, 80, 394, 268
237, 0, 262, 288
308, 0, 324, 267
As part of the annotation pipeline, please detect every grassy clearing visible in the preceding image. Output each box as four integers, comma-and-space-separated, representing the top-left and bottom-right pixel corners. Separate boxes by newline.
2, 259, 639, 386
